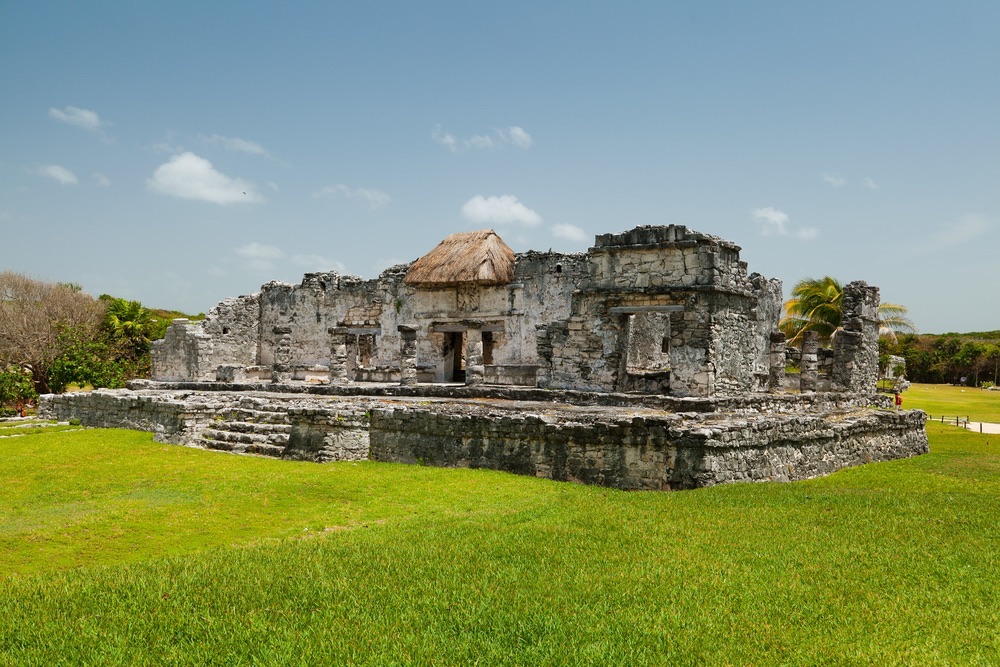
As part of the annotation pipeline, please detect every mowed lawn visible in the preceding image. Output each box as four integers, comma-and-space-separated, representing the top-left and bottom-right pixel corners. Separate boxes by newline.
1, 388, 998, 666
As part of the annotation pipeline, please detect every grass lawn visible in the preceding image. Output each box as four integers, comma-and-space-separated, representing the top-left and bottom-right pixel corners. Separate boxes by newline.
903, 382, 1000, 423
1, 412, 998, 664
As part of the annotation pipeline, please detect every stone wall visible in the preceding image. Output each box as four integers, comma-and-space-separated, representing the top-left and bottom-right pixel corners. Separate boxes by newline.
40, 388, 928, 491
150, 320, 215, 382
153, 251, 585, 386
535, 226, 781, 397
370, 403, 927, 490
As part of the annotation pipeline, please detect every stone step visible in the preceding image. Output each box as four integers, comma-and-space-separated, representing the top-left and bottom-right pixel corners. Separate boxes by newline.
202, 428, 290, 446
207, 420, 292, 435
227, 408, 290, 424
245, 442, 287, 457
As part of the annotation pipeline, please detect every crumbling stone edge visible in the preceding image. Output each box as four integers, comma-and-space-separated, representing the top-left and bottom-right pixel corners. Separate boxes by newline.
40, 386, 929, 491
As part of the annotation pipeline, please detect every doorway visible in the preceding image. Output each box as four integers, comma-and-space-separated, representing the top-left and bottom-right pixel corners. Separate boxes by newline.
444, 331, 465, 382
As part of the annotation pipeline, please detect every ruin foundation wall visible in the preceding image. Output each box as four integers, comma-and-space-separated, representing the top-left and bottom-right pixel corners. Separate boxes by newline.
40, 388, 928, 491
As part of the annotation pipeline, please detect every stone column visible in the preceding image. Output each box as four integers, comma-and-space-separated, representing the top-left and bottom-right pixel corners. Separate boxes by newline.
271, 326, 292, 384
768, 331, 787, 392
465, 322, 484, 386
328, 327, 349, 385
534, 324, 553, 389
799, 331, 818, 393
398, 325, 418, 386
832, 281, 881, 394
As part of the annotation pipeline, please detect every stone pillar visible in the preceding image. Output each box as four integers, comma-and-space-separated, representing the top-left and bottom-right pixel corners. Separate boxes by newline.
398, 325, 418, 386
271, 326, 292, 383
328, 327, 349, 385
832, 281, 880, 394
768, 331, 786, 392
534, 324, 553, 389
465, 322, 485, 386
799, 331, 818, 393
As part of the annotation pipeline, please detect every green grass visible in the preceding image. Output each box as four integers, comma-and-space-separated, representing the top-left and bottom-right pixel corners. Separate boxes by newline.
903, 382, 1000, 422
1, 423, 998, 665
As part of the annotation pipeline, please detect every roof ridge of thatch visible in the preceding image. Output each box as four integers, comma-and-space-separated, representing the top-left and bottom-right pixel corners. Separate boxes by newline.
404, 229, 516, 287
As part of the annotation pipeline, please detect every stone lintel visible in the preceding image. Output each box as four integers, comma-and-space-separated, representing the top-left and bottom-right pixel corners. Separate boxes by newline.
609, 305, 685, 314
345, 327, 381, 336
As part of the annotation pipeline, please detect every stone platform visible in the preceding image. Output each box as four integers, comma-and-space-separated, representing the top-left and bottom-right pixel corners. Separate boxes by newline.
40, 382, 929, 491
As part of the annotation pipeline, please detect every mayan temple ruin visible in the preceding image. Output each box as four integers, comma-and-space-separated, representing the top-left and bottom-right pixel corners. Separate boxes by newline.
42, 225, 928, 490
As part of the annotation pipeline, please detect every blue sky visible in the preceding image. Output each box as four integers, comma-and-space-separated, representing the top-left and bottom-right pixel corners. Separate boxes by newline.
1, 1, 997, 334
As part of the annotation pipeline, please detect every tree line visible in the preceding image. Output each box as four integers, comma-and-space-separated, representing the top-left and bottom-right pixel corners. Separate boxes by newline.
0, 272, 196, 415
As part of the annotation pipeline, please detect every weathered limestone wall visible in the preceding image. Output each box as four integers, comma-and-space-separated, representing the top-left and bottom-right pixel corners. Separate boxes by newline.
536, 226, 780, 397
40, 388, 928, 491
201, 294, 260, 369
158, 251, 586, 385
369, 405, 927, 490
832, 281, 881, 394
588, 225, 748, 291
150, 320, 216, 382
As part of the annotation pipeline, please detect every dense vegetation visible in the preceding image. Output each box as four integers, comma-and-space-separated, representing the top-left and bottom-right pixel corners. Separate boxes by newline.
1, 385, 997, 664
884, 331, 1000, 387
0, 272, 202, 415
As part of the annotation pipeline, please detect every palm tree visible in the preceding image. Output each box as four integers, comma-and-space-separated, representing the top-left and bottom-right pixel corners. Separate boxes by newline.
779, 276, 916, 347
104, 298, 154, 358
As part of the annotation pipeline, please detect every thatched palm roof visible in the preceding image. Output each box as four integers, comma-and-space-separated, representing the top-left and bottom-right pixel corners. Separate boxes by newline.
404, 229, 515, 287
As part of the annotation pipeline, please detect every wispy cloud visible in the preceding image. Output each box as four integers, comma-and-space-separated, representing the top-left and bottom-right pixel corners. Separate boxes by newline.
48, 105, 106, 132
552, 223, 588, 243
236, 242, 284, 271
93, 172, 111, 187
147, 152, 263, 205
291, 253, 347, 274
313, 184, 390, 210
751, 207, 817, 240
33, 164, 78, 185
821, 173, 847, 188
907, 214, 992, 257
235, 243, 346, 274
433, 125, 534, 153
862, 177, 878, 190
462, 195, 542, 226
201, 134, 269, 156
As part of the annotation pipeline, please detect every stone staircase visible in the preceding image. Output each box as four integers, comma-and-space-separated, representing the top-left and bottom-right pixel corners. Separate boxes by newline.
200, 406, 292, 458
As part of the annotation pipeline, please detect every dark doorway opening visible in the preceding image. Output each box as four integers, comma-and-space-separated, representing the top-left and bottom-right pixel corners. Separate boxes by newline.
444, 331, 466, 382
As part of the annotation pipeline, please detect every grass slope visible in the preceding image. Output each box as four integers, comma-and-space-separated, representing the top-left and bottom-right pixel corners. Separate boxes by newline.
905, 382, 1000, 423
1, 413, 998, 664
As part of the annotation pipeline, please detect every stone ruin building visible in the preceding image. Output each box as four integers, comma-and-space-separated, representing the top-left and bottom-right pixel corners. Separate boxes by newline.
43, 225, 928, 490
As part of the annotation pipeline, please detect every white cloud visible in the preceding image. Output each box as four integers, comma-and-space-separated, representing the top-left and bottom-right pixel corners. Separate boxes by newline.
863, 178, 878, 190
147, 152, 263, 205
34, 164, 78, 185
235, 243, 348, 274
751, 207, 817, 241
907, 214, 992, 257
291, 254, 347, 274
236, 242, 285, 271
466, 134, 497, 150
552, 223, 588, 243
822, 173, 847, 187
504, 126, 533, 148
462, 195, 542, 226
433, 125, 534, 152
313, 184, 390, 210
202, 134, 269, 156
266, 181, 279, 191
48, 105, 104, 132
432, 125, 458, 152
93, 172, 111, 187
751, 206, 789, 235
